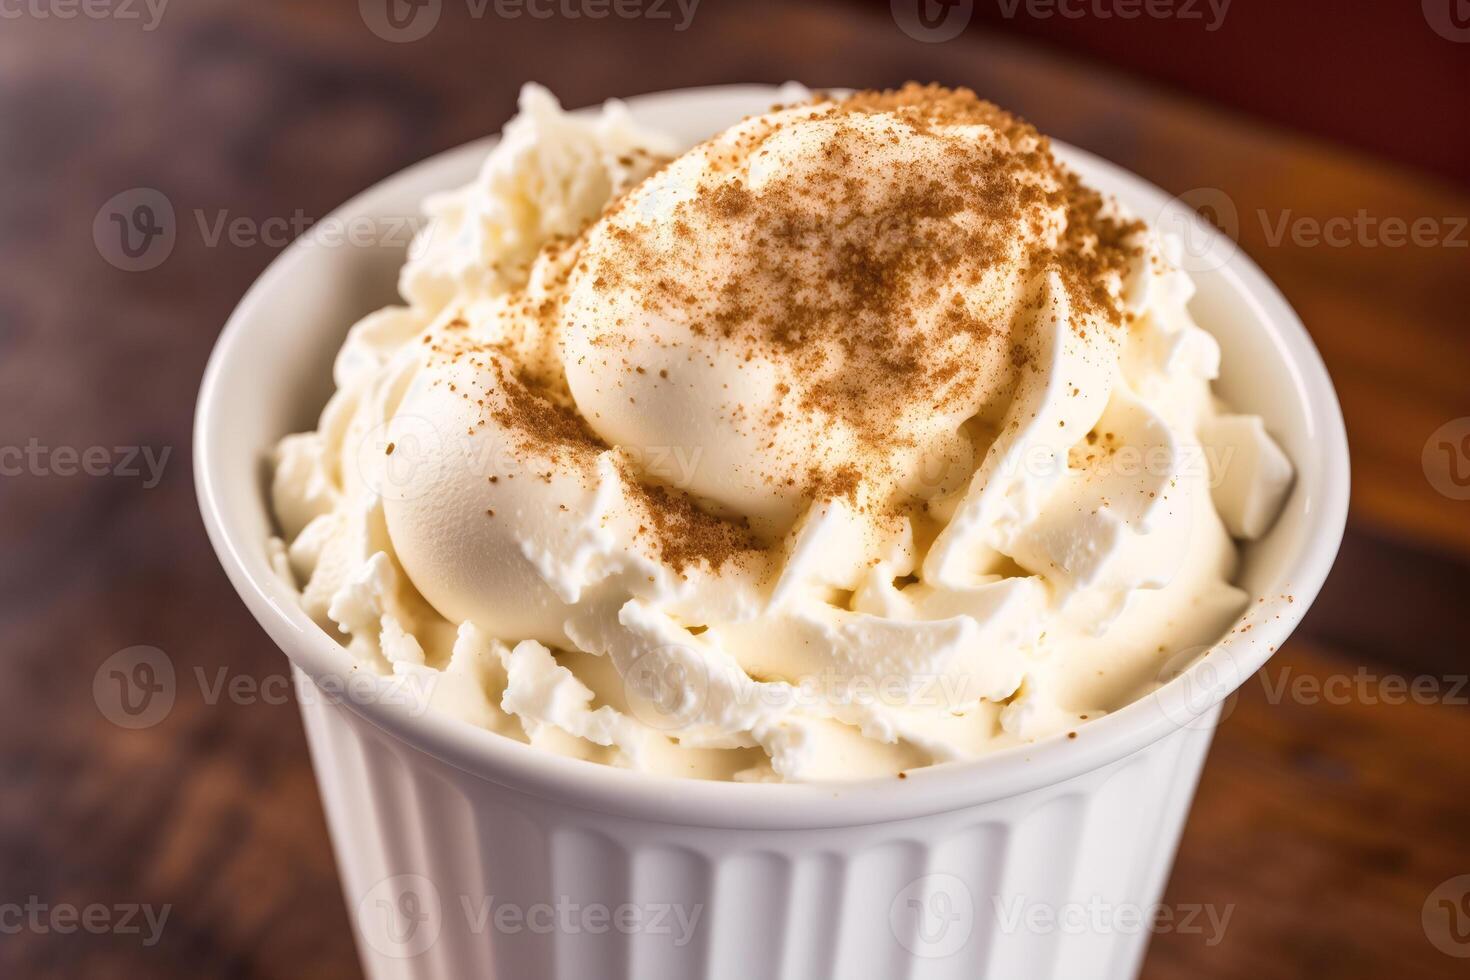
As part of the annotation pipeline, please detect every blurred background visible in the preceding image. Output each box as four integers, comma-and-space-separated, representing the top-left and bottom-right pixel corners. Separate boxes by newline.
2, 0, 1468, 976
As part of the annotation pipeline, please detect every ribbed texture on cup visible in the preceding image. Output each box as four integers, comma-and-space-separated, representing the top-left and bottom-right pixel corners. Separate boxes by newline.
296, 670, 1215, 980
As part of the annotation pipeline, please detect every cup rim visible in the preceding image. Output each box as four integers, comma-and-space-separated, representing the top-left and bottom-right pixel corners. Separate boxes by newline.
195, 83, 1350, 830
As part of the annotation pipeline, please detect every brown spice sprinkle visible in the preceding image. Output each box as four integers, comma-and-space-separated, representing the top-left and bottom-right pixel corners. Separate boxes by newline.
425, 330, 758, 574
619, 460, 760, 574
582, 83, 1143, 510
423, 84, 1146, 571
486, 358, 604, 461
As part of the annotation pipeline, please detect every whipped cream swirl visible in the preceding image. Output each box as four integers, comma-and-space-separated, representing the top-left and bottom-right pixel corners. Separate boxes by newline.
272, 84, 1292, 781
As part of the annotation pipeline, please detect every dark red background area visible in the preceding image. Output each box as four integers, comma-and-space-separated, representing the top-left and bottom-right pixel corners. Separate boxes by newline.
873, 0, 1470, 185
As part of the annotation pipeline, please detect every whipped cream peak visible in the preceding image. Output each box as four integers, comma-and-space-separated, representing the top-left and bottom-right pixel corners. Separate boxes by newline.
272, 84, 1293, 782
562, 85, 1144, 531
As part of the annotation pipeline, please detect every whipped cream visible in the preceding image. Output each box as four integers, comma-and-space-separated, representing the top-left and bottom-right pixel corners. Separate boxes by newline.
271, 84, 1293, 781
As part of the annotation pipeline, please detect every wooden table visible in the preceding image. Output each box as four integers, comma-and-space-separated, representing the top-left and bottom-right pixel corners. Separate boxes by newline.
1, 1, 1466, 976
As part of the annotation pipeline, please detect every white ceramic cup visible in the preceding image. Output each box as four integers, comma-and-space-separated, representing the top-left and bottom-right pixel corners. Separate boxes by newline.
195, 85, 1350, 980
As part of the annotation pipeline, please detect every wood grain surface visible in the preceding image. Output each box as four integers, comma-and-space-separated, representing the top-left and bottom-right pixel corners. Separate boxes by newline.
1, 1, 1467, 977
